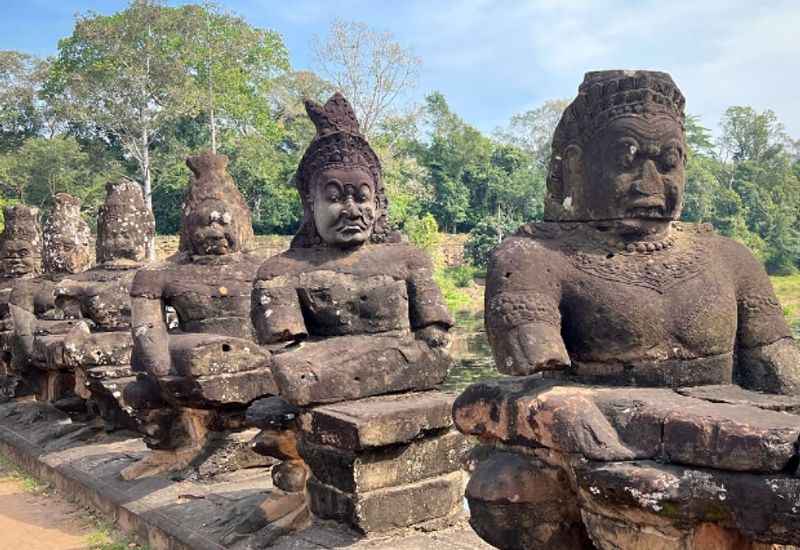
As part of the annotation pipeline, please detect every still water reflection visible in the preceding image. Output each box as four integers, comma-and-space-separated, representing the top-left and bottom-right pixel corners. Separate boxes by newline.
440, 311, 507, 392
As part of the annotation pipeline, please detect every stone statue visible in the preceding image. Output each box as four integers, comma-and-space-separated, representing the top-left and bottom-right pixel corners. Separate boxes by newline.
42, 193, 92, 276
5, 195, 92, 402
121, 152, 274, 479
454, 71, 800, 549
52, 179, 155, 429
252, 92, 453, 405
236, 93, 463, 543
0, 205, 42, 398
484, 70, 799, 392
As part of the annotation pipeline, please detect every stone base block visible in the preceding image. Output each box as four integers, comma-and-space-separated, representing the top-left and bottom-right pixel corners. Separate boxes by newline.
300, 429, 469, 493
308, 470, 465, 533
303, 390, 455, 449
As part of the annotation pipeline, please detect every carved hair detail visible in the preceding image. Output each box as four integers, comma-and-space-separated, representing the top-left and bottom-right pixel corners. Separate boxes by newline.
43, 193, 91, 274
1, 204, 42, 274
292, 92, 389, 248
545, 70, 686, 221
97, 178, 155, 263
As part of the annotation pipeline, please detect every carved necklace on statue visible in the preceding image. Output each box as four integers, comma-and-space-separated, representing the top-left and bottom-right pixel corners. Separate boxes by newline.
563, 222, 713, 294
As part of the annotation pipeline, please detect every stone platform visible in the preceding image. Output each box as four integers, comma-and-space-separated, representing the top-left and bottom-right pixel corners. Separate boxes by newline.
0, 399, 490, 550
454, 378, 800, 549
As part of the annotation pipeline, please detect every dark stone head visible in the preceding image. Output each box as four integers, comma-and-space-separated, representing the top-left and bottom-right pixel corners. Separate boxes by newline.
0, 205, 41, 278
545, 70, 687, 224
292, 92, 389, 249
97, 179, 155, 264
178, 152, 255, 257
43, 193, 91, 274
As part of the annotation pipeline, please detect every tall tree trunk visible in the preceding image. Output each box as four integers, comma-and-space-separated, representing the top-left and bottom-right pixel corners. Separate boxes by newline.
142, 127, 156, 261
210, 105, 217, 154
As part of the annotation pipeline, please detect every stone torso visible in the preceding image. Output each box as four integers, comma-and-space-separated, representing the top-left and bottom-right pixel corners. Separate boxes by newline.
57, 266, 140, 331
487, 222, 788, 386
137, 253, 262, 341
255, 244, 430, 340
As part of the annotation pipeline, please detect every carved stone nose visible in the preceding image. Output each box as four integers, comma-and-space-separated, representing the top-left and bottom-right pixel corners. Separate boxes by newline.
632, 160, 663, 195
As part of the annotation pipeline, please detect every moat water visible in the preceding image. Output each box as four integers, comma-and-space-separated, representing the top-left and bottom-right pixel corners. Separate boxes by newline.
441, 310, 506, 392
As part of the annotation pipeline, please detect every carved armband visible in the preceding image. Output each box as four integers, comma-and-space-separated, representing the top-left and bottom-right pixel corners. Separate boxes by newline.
486, 291, 561, 332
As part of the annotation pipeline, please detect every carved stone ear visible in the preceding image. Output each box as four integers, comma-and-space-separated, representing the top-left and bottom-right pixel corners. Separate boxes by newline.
562, 144, 585, 207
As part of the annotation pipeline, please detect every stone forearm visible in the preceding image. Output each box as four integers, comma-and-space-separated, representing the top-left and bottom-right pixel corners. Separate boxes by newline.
736, 337, 800, 395
131, 296, 172, 378
407, 273, 454, 330
251, 285, 308, 345
490, 322, 570, 376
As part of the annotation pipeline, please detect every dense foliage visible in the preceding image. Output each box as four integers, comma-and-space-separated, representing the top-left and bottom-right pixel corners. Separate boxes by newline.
1, 1, 799, 273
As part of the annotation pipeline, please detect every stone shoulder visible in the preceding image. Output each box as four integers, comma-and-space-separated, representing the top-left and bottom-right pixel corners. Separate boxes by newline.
256, 243, 430, 282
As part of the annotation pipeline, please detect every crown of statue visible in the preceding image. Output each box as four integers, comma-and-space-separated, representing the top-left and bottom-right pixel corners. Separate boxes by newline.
296, 92, 382, 198
178, 150, 254, 253
1, 204, 41, 244
290, 92, 390, 248
44, 193, 88, 238
97, 178, 155, 263
566, 70, 685, 138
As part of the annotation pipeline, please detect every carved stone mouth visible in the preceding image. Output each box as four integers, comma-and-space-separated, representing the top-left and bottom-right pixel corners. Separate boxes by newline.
625, 206, 666, 218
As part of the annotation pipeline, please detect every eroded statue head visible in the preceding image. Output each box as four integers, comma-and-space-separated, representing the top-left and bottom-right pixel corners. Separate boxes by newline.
43, 193, 91, 274
97, 178, 155, 264
545, 70, 687, 226
178, 152, 255, 257
0, 205, 42, 277
293, 92, 388, 248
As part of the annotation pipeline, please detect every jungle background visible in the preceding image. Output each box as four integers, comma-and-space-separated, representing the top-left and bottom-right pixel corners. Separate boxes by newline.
2, 1, 799, 345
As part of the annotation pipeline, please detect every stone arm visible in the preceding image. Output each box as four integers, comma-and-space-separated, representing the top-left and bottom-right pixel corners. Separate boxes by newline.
406, 256, 454, 349
130, 270, 172, 378
251, 282, 308, 346
485, 238, 570, 376
53, 279, 88, 320
729, 243, 800, 395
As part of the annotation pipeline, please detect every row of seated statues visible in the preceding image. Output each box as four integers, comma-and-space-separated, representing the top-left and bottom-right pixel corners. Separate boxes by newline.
0, 75, 798, 549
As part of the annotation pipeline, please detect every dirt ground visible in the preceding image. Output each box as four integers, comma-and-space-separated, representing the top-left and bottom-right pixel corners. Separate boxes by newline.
0, 462, 96, 550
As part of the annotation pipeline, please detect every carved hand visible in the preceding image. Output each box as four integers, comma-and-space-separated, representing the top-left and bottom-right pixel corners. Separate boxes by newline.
496, 322, 570, 376
416, 324, 452, 349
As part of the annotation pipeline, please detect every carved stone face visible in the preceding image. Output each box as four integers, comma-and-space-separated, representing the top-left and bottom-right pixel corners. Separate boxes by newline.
46, 233, 91, 274
97, 224, 142, 262
0, 239, 37, 276
312, 166, 376, 247
187, 199, 239, 256
578, 116, 685, 223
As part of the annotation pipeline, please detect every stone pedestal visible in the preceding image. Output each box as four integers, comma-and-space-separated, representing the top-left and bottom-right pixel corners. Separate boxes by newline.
454, 378, 800, 550
300, 391, 470, 534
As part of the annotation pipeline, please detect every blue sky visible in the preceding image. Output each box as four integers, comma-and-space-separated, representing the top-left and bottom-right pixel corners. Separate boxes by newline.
2, 0, 799, 137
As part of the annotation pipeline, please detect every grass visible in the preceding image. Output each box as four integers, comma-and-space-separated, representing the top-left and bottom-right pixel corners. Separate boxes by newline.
83, 516, 148, 550
0, 452, 148, 549
771, 274, 800, 337
433, 265, 484, 324
0, 454, 50, 495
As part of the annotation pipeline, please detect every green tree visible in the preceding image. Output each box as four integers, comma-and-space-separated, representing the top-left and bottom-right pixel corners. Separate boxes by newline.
0, 135, 117, 212
46, 0, 203, 255
0, 51, 55, 152
179, 2, 289, 153
494, 99, 569, 169
312, 19, 421, 138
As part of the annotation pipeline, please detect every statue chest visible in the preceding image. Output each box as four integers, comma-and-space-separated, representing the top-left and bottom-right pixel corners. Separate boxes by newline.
274, 270, 411, 337
562, 259, 738, 362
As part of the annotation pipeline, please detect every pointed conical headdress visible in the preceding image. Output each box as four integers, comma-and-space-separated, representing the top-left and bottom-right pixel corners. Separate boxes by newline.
178, 151, 255, 254
292, 92, 388, 248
